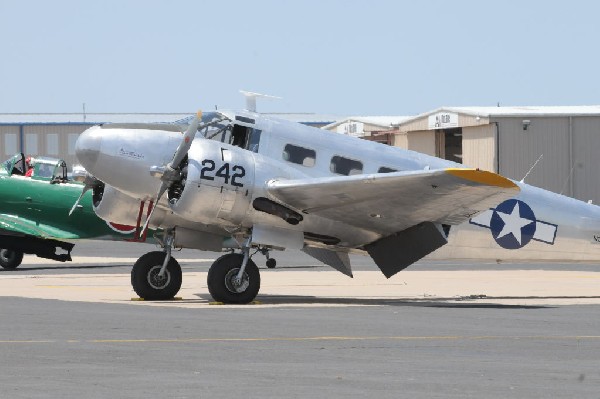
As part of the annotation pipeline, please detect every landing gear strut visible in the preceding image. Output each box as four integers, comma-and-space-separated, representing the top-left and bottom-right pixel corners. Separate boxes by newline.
131, 230, 182, 300
0, 249, 23, 270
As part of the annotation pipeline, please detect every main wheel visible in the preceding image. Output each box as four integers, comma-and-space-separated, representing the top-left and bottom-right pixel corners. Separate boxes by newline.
131, 251, 182, 300
0, 249, 24, 270
207, 253, 260, 304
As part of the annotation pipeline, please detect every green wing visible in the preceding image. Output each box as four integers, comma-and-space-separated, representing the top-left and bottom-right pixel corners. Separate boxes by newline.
0, 213, 81, 240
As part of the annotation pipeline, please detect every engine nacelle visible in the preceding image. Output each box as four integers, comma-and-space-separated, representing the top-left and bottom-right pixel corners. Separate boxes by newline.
169, 140, 255, 226
93, 183, 167, 228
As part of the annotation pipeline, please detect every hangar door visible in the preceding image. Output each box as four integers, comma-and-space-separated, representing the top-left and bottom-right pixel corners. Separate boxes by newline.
435, 127, 462, 163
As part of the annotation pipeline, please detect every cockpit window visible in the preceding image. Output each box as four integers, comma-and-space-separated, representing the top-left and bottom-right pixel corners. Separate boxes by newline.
378, 166, 398, 173
283, 144, 316, 167
330, 156, 363, 175
247, 129, 261, 153
2, 153, 25, 176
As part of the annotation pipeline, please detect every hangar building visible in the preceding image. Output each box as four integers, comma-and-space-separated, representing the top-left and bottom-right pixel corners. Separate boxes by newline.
322, 116, 411, 138
368, 106, 600, 204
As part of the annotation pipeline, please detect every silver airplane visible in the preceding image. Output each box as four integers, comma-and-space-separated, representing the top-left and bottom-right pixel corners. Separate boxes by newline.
74, 109, 600, 304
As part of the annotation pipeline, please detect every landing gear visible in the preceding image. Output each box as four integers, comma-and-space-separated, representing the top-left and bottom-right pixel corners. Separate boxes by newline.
131, 251, 182, 300
207, 253, 260, 304
0, 249, 23, 270
260, 247, 276, 268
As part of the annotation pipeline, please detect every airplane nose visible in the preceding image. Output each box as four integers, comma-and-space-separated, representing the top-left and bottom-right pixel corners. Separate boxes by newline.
75, 127, 102, 170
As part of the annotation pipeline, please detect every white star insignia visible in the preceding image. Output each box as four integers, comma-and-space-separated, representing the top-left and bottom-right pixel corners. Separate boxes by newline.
496, 202, 534, 245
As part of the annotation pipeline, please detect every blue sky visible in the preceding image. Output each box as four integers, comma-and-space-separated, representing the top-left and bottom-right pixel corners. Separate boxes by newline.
0, 0, 598, 115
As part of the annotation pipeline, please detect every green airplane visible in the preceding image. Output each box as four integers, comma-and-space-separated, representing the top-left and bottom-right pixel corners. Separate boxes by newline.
0, 153, 150, 269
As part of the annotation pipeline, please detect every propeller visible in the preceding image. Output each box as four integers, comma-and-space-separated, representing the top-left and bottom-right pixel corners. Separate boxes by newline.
139, 110, 203, 234
69, 165, 102, 216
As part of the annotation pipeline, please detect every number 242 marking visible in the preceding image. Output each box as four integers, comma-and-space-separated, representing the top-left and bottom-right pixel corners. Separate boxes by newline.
200, 160, 245, 187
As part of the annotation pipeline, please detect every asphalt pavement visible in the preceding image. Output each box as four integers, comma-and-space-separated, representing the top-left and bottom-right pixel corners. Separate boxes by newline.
0, 241, 599, 398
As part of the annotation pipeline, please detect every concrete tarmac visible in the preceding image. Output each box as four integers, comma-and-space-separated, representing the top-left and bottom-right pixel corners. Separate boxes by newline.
1, 241, 599, 398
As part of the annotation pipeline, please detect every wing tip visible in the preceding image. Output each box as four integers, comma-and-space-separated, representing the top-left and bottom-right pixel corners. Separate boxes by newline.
445, 168, 519, 190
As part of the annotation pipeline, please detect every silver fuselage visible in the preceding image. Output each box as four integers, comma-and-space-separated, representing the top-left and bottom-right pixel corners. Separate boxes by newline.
75, 110, 600, 263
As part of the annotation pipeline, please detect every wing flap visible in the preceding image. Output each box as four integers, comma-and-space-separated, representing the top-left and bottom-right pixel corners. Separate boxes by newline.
267, 168, 519, 236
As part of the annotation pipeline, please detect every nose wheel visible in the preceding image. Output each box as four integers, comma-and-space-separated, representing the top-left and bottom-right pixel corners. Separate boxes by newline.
207, 253, 260, 304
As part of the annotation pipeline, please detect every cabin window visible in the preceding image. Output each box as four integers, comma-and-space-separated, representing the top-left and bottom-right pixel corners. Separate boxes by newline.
283, 144, 316, 167
378, 167, 397, 173
330, 156, 363, 175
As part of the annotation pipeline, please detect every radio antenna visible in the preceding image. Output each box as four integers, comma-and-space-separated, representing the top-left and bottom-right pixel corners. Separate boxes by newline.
520, 154, 543, 183
559, 161, 577, 195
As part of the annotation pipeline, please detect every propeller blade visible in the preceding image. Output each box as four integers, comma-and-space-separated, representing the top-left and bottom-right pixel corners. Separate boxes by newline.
68, 166, 100, 216
172, 110, 202, 168
139, 110, 202, 234
68, 186, 90, 216
139, 182, 168, 235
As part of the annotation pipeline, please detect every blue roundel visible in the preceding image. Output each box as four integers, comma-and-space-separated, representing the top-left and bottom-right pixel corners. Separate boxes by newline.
490, 199, 537, 249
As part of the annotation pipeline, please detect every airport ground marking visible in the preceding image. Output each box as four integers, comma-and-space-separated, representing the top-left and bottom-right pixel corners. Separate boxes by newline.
2, 335, 600, 345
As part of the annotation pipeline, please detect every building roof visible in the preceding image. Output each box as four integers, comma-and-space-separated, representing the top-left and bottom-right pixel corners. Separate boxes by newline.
400, 105, 600, 125
0, 112, 343, 126
322, 115, 413, 130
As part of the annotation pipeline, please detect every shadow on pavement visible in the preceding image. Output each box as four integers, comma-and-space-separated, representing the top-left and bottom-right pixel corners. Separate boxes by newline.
185, 293, 562, 309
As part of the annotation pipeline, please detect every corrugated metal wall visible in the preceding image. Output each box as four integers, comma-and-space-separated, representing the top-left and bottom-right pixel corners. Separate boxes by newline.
462, 124, 496, 171
19, 125, 89, 170
407, 130, 436, 156
392, 132, 408, 149
0, 126, 21, 158
572, 116, 600, 203
496, 117, 570, 195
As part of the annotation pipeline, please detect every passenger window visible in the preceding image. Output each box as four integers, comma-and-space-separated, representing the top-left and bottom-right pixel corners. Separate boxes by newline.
378, 167, 397, 173
283, 144, 316, 167
330, 156, 363, 176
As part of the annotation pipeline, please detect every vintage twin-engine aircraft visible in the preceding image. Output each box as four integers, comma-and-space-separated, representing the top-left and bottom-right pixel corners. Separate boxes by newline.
75, 109, 600, 304
0, 153, 151, 269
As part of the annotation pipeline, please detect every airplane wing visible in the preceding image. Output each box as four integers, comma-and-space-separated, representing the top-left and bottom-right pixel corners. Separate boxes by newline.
267, 168, 519, 235
267, 168, 519, 277
0, 214, 80, 239
0, 214, 76, 262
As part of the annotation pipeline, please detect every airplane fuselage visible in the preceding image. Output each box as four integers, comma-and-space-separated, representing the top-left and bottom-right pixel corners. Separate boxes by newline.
76, 110, 600, 263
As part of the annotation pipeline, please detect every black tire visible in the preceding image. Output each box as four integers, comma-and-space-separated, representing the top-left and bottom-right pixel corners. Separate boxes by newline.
207, 253, 260, 304
0, 249, 23, 270
131, 251, 182, 300
266, 258, 276, 269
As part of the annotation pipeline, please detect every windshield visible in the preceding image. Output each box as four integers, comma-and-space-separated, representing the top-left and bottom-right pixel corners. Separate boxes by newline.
2, 153, 25, 176
174, 112, 233, 141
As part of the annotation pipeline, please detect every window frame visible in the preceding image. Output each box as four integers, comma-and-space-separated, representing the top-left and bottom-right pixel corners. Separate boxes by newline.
282, 143, 317, 168
330, 155, 363, 176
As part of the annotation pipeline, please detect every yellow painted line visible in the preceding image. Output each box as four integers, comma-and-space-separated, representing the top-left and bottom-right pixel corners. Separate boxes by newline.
446, 168, 518, 189
36, 285, 120, 290
130, 297, 183, 301
0, 340, 55, 344
1, 335, 600, 345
